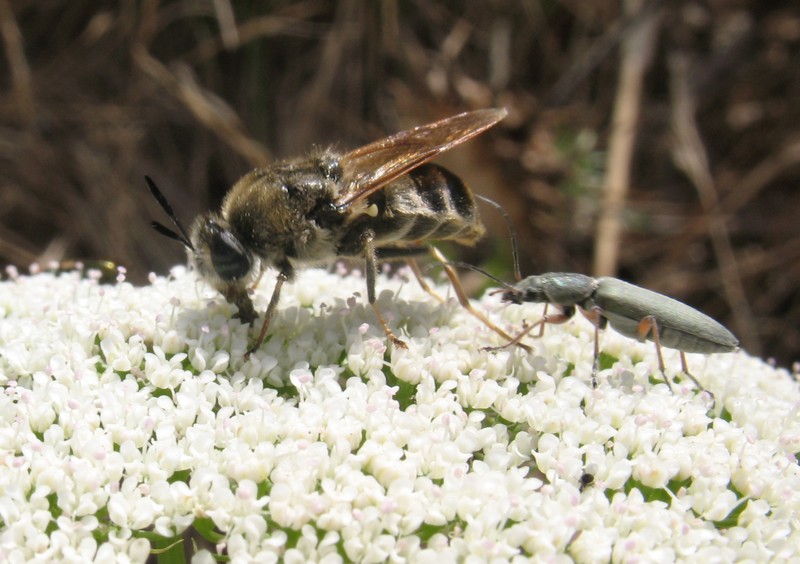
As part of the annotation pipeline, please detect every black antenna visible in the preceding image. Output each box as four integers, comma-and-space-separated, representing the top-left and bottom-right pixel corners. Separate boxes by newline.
440, 261, 516, 292
145, 176, 194, 250
150, 220, 190, 247
475, 194, 521, 281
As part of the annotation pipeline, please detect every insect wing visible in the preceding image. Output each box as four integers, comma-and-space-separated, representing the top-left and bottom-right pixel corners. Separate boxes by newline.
335, 108, 507, 209
594, 277, 739, 353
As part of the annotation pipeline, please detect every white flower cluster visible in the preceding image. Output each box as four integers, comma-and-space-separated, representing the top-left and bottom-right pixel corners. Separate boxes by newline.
1, 264, 799, 562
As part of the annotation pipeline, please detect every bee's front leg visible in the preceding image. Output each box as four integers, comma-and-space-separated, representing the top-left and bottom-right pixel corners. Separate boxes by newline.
223, 284, 257, 325
245, 272, 288, 358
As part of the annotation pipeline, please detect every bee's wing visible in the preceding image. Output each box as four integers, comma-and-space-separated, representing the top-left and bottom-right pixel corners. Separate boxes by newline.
335, 108, 507, 209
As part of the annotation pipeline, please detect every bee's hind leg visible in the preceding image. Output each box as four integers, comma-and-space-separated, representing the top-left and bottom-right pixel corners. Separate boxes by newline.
426, 246, 530, 351
374, 245, 445, 302
406, 257, 446, 303
364, 232, 408, 349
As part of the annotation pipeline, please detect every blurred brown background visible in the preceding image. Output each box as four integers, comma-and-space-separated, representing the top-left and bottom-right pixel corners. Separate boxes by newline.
1, 1, 798, 367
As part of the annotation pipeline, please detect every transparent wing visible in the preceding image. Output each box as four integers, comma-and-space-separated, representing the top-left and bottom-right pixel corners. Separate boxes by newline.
335, 108, 507, 209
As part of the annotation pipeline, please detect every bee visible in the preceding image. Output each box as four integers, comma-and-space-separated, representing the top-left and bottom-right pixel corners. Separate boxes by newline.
147, 108, 514, 355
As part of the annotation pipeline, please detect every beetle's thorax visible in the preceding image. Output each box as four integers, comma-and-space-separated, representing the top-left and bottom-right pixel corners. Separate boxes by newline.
513, 273, 598, 307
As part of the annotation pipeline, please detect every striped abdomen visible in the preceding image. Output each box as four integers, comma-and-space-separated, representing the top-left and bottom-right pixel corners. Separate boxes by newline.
340, 163, 486, 256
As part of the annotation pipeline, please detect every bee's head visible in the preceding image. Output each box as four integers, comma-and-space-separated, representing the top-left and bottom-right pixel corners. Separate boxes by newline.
189, 214, 258, 288
145, 176, 258, 290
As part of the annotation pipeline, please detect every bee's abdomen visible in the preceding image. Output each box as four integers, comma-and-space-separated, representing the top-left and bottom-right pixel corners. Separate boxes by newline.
375, 163, 485, 244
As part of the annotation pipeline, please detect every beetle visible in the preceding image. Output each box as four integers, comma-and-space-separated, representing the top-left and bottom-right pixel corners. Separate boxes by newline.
490, 271, 739, 395
446, 199, 739, 396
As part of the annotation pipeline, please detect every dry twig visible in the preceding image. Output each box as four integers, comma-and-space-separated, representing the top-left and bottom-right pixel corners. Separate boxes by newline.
668, 53, 758, 354
593, 0, 661, 277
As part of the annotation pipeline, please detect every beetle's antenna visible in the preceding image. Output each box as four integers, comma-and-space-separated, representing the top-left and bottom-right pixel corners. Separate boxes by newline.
145, 176, 194, 250
475, 195, 521, 281
440, 261, 517, 292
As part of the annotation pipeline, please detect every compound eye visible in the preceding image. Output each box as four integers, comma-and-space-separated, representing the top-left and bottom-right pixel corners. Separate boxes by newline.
207, 221, 251, 281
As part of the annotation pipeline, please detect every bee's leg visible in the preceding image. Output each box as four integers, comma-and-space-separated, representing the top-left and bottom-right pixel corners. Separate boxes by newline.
375, 246, 445, 302
245, 271, 288, 359
427, 246, 530, 351
407, 258, 446, 303
223, 284, 257, 325
364, 231, 408, 349
248, 265, 266, 291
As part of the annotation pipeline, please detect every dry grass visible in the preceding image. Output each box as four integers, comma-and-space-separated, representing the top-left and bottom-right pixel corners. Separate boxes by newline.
1, 0, 798, 367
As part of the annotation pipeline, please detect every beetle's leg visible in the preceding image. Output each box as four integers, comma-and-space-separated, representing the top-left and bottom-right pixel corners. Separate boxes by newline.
636, 315, 674, 392
644, 317, 718, 408
680, 351, 715, 408
539, 304, 549, 337
638, 315, 716, 408
591, 321, 600, 388
482, 318, 544, 352
581, 306, 608, 388
483, 304, 575, 353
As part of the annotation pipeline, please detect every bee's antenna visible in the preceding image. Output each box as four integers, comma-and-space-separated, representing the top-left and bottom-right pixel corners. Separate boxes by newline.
150, 220, 191, 248
145, 176, 194, 250
475, 195, 521, 281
